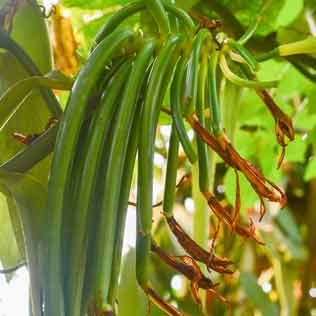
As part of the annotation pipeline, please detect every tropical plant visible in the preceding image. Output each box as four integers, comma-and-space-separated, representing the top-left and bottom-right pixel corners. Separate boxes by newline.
0, 0, 315, 316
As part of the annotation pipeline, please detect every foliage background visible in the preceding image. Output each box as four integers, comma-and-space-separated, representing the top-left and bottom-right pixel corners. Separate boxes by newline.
0, 0, 316, 315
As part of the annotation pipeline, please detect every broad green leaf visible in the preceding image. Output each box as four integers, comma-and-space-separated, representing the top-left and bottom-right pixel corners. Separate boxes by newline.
276, 0, 304, 27
0, 75, 72, 131
0, 170, 47, 315
238, 90, 272, 129
277, 65, 311, 97
240, 272, 279, 316
0, 0, 52, 285
276, 209, 302, 245
306, 86, 316, 115
304, 157, 316, 181
0, 171, 47, 237
0, 192, 22, 280
256, 0, 286, 36
295, 109, 316, 131
262, 217, 307, 262
224, 168, 258, 210
11, 1, 52, 74
233, 130, 257, 159
257, 59, 288, 83
176, 0, 199, 10
61, 0, 126, 9
285, 134, 307, 163
277, 11, 311, 44
0, 1, 53, 184
211, 0, 286, 36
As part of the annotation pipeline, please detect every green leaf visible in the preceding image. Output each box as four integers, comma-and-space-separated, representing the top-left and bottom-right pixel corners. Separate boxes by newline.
0, 170, 47, 315
224, 168, 258, 210
304, 157, 316, 181
61, 0, 126, 9
0, 0, 52, 286
240, 272, 279, 316
117, 249, 148, 316
273, 208, 307, 261
277, 64, 311, 97
214, 0, 286, 36
176, 0, 199, 10
276, 209, 302, 244
0, 192, 22, 280
0, 75, 72, 131
256, 0, 286, 36
11, 1, 52, 74
276, 0, 304, 27
0, 1, 53, 184
277, 10, 311, 44
285, 133, 307, 163
0, 53, 51, 172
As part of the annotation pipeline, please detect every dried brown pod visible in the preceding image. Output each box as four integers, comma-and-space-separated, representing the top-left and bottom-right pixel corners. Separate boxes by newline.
144, 287, 184, 316
187, 114, 287, 218
151, 243, 227, 305
165, 216, 234, 274
255, 88, 295, 168
203, 191, 264, 245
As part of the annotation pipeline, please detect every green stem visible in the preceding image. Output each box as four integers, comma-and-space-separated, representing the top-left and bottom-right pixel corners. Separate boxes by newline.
185, 29, 210, 115
196, 52, 210, 193
107, 105, 142, 305
170, 56, 197, 163
227, 40, 259, 72
238, 17, 260, 45
163, 123, 179, 217
146, 0, 171, 35
256, 48, 279, 61
220, 54, 278, 88
209, 51, 223, 136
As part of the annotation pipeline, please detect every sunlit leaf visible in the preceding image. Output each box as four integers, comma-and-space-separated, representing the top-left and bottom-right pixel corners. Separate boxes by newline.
240, 272, 279, 316
0, 170, 47, 313
276, 0, 304, 27
61, 0, 126, 9
0, 192, 22, 280
224, 168, 258, 210
304, 157, 316, 181
285, 133, 307, 163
